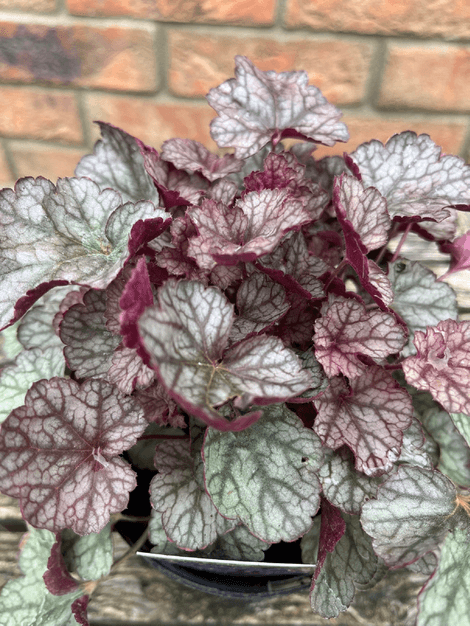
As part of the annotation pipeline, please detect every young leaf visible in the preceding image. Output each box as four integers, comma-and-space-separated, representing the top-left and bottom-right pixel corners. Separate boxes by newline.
0, 377, 147, 535
314, 295, 407, 379
310, 511, 383, 618
207, 55, 349, 159
161, 138, 243, 181
75, 121, 159, 205
388, 260, 458, 356
0, 346, 65, 424
360, 466, 462, 568
44, 534, 81, 596
0, 527, 85, 626
439, 229, 470, 278
402, 319, 470, 415
203, 403, 324, 543
138, 280, 314, 430
150, 438, 237, 550
188, 188, 312, 268
313, 366, 414, 476
417, 528, 470, 626
0, 176, 169, 329
68, 523, 114, 581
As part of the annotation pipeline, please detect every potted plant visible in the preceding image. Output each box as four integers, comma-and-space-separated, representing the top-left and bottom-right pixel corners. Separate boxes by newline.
1, 55, 470, 625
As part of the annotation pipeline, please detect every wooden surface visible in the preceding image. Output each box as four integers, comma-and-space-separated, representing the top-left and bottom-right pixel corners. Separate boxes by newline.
0, 494, 430, 625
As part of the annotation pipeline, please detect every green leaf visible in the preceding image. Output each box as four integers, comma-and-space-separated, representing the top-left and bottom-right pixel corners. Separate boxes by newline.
0, 320, 22, 361
450, 411, 470, 448
0, 346, 65, 423
389, 260, 458, 356
203, 403, 323, 543
310, 513, 383, 618
0, 527, 83, 626
361, 466, 460, 567
417, 529, 470, 626
71, 522, 113, 580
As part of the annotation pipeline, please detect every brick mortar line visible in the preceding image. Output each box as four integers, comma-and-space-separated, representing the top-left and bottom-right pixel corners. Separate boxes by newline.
0, 136, 18, 181
0, 11, 159, 31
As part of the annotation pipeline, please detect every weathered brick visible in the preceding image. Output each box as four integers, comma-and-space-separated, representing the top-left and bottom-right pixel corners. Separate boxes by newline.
9, 142, 87, 181
0, 144, 13, 188
379, 44, 470, 112
284, 0, 470, 39
0, 86, 83, 143
168, 31, 373, 105
0, 22, 157, 92
312, 115, 467, 159
0, 0, 56, 11
67, 0, 275, 24
85, 94, 217, 150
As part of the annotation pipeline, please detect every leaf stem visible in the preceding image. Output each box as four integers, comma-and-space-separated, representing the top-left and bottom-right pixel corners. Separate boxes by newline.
390, 224, 412, 263
112, 525, 149, 571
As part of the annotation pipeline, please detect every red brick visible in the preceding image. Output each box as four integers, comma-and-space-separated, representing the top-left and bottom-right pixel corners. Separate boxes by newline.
67, 0, 275, 24
168, 31, 373, 105
0, 87, 83, 144
284, 0, 470, 39
0, 22, 157, 92
0, 144, 13, 188
379, 44, 470, 112
0, 0, 56, 11
311, 115, 467, 159
84, 94, 218, 151
9, 142, 87, 181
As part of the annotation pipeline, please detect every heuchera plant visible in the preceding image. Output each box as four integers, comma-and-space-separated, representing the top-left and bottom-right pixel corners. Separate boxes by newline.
1, 55, 470, 624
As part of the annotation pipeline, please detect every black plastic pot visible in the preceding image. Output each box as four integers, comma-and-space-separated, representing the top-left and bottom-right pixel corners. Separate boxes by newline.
116, 466, 313, 599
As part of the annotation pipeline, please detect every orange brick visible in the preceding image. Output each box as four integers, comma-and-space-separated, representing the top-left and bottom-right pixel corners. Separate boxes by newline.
284, 0, 470, 39
9, 142, 88, 181
0, 144, 13, 188
67, 0, 275, 24
311, 115, 467, 159
0, 0, 56, 10
379, 44, 470, 112
168, 31, 373, 105
0, 22, 157, 92
0, 87, 83, 144
85, 94, 218, 151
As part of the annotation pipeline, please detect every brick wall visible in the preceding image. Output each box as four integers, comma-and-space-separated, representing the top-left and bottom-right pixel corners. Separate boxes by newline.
0, 0, 470, 188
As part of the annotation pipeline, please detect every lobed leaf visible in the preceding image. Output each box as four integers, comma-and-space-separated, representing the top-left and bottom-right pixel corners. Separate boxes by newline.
138, 280, 313, 430
0, 176, 169, 329
360, 466, 460, 568
161, 138, 243, 181
314, 295, 407, 379
207, 55, 349, 159
313, 366, 414, 476
402, 319, 470, 414
0, 378, 147, 535
203, 403, 323, 543
75, 121, 159, 205
350, 132, 470, 228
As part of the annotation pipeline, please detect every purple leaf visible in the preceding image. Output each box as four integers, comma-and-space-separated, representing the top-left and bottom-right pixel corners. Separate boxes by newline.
44, 534, 79, 596
313, 366, 414, 476
314, 295, 407, 379
314, 498, 346, 581
243, 151, 328, 220
207, 56, 349, 159
439, 230, 470, 278
107, 344, 154, 394
134, 380, 185, 427
161, 138, 243, 181
119, 256, 154, 350
402, 319, 470, 414
0, 377, 147, 534
136, 138, 208, 209
188, 189, 312, 268
350, 132, 470, 231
